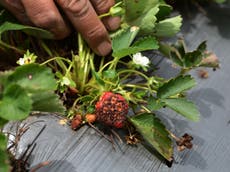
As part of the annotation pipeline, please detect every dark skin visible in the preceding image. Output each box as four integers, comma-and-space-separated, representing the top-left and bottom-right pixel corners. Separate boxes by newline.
0, 0, 121, 56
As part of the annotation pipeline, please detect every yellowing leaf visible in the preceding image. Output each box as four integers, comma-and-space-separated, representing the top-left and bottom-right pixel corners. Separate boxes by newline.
129, 113, 173, 161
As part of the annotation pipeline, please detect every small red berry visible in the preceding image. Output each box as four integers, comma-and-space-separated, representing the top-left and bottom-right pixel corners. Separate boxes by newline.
71, 114, 82, 130
85, 114, 97, 123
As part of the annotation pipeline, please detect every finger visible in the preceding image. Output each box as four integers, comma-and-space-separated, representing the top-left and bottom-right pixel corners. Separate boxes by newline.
21, 0, 71, 39
90, 0, 120, 31
0, 0, 32, 25
56, 0, 111, 56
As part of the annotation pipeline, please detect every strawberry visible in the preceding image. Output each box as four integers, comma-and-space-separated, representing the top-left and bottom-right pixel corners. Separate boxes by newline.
95, 92, 129, 128
71, 114, 82, 130
85, 114, 97, 123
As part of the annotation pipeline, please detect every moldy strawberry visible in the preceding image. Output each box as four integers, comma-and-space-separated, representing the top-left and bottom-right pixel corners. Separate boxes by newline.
95, 92, 129, 128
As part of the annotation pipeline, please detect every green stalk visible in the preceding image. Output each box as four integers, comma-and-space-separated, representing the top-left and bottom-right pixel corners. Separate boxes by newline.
0, 40, 25, 54
108, 57, 120, 70
141, 105, 151, 113
122, 84, 152, 91
40, 57, 71, 66
179, 68, 191, 75
81, 48, 93, 93
118, 69, 150, 81
40, 41, 53, 56
72, 34, 95, 94
98, 60, 116, 73
99, 12, 111, 19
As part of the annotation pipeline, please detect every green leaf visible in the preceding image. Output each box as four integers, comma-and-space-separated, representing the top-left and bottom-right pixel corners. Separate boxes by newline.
124, 0, 159, 21
103, 70, 117, 79
133, 90, 147, 99
129, 113, 173, 161
126, 6, 159, 35
0, 148, 10, 172
0, 84, 32, 120
7, 64, 57, 93
147, 96, 164, 111
159, 42, 184, 67
154, 15, 182, 37
163, 98, 200, 121
170, 49, 184, 67
0, 118, 8, 127
156, 4, 172, 21
174, 39, 187, 57
133, 36, 159, 48
184, 51, 202, 68
123, 0, 160, 34
80, 95, 94, 103
92, 71, 105, 87
112, 36, 159, 58
0, 134, 7, 150
0, 21, 54, 39
159, 42, 171, 57
197, 41, 207, 53
0, 70, 13, 86
157, 75, 196, 99
31, 92, 65, 113
112, 26, 140, 53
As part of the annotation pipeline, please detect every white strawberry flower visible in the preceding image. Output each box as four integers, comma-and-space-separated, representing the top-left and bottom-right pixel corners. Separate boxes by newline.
17, 58, 26, 65
133, 52, 150, 67
16, 50, 37, 66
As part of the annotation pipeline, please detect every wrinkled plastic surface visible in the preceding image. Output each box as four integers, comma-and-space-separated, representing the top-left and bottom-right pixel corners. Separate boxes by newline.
4, 4, 230, 172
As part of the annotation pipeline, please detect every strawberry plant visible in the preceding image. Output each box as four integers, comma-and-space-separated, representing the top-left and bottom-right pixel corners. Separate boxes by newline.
0, 0, 220, 171
0, 56, 65, 171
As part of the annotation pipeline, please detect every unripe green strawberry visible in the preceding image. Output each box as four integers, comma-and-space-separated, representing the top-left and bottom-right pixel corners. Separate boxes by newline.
95, 92, 129, 128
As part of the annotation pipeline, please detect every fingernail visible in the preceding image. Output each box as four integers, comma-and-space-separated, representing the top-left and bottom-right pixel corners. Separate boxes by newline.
105, 17, 121, 31
96, 40, 112, 56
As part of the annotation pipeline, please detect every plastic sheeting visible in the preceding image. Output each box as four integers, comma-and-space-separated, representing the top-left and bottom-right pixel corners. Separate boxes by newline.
4, 4, 230, 172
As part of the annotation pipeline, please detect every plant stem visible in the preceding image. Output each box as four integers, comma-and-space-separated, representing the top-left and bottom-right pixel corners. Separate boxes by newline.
118, 69, 150, 81
99, 12, 111, 19
179, 68, 191, 75
40, 57, 71, 65
98, 60, 114, 73
40, 41, 53, 56
0, 40, 25, 54
141, 105, 151, 113
122, 84, 156, 92
109, 57, 120, 70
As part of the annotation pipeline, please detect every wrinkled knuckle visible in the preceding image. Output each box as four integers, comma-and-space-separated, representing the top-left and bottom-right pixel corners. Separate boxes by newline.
58, 0, 89, 16
93, 0, 114, 14
86, 25, 107, 40
33, 11, 59, 28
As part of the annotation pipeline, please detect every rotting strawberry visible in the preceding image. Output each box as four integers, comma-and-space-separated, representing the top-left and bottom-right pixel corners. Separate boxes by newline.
71, 114, 82, 130
95, 91, 129, 128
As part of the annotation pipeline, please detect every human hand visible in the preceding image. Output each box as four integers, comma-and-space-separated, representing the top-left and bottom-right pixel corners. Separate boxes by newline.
0, 0, 120, 56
